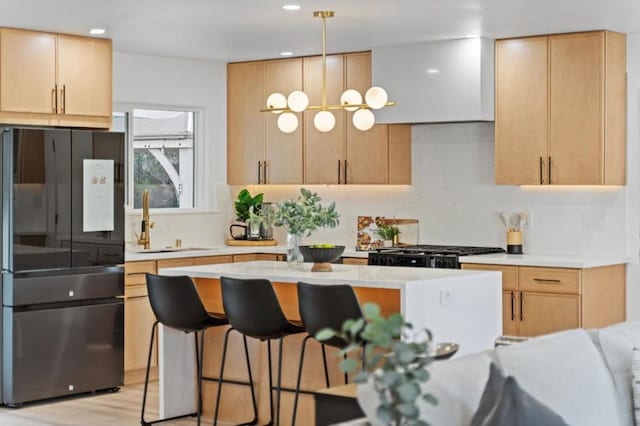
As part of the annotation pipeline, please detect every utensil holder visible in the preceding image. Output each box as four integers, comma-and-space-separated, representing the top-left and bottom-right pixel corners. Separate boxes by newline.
507, 230, 523, 254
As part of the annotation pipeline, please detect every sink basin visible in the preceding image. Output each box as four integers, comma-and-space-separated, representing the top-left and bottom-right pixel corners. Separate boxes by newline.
132, 247, 216, 254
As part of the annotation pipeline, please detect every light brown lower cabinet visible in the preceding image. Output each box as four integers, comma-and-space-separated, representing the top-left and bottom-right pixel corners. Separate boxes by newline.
124, 288, 157, 385
462, 263, 625, 337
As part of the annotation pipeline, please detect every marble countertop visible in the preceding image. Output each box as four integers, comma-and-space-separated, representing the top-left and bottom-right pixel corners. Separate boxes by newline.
460, 253, 628, 268
125, 245, 369, 262
157, 260, 498, 289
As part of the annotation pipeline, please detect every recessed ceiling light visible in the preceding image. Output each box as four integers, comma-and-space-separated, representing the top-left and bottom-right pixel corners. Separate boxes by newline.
280, 51, 294, 56
90, 28, 106, 35
464, 34, 480, 38
426, 68, 440, 74
283, 4, 301, 11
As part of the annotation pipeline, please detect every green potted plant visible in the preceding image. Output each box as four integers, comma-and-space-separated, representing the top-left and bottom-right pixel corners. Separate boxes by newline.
272, 188, 340, 268
234, 189, 264, 222
317, 303, 437, 425
377, 224, 401, 247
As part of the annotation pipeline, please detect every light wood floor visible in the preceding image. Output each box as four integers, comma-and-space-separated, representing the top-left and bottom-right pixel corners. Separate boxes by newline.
0, 381, 217, 426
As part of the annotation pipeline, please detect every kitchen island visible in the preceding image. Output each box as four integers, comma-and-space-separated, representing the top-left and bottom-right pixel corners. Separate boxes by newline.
156, 261, 501, 423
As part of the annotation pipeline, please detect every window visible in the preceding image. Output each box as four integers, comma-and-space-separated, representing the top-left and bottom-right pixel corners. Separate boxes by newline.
115, 108, 196, 209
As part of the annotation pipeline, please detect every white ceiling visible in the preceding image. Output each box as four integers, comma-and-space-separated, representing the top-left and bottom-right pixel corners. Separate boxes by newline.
1, 0, 639, 62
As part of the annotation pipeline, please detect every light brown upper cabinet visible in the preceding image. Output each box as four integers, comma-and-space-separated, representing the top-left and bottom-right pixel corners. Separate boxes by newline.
227, 61, 266, 185
344, 52, 389, 184
227, 59, 304, 185
0, 27, 112, 129
227, 51, 412, 185
495, 31, 626, 186
303, 54, 346, 184
264, 59, 303, 184
57, 34, 112, 117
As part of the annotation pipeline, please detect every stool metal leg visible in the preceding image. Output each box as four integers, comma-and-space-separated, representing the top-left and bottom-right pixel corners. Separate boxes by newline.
343, 353, 349, 385
267, 340, 274, 425
213, 327, 233, 426
321, 344, 330, 388
242, 335, 259, 425
194, 330, 205, 426
140, 321, 158, 425
291, 335, 311, 426
275, 337, 285, 426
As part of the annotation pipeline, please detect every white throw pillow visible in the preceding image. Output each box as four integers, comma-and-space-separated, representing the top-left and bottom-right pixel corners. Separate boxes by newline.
633, 348, 640, 426
597, 322, 640, 426
496, 328, 623, 426
357, 351, 495, 426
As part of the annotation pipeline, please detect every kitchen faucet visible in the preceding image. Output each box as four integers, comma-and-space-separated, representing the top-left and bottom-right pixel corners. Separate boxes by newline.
135, 190, 154, 250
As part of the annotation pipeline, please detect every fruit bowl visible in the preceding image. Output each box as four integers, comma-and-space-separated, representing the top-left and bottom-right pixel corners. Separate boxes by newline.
298, 245, 345, 272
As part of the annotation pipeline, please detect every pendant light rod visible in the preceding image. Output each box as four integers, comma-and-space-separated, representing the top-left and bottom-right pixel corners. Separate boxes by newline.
313, 11, 334, 109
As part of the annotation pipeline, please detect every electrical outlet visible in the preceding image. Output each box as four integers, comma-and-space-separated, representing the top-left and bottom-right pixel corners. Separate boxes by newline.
581, 213, 605, 230
440, 289, 453, 306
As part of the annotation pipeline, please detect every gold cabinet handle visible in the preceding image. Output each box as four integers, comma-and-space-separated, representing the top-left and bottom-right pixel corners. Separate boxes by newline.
511, 291, 516, 321
52, 84, 58, 113
263, 161, 268, 184
61, 85, 66, 114
344, 160, 348, 184
257, 161, 262, 184
533, 278, 561, 283
338, 160, 342, 184
520, 292, 524, 322
548, 156, 552, 184
539, 156, 544, 184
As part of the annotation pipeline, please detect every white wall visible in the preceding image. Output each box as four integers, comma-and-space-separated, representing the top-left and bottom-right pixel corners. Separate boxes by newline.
113, 51, 229, 249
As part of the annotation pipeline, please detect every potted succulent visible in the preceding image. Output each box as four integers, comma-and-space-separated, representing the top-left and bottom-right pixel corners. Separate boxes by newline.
317, 303, 438, 425
272, 188, 340, 269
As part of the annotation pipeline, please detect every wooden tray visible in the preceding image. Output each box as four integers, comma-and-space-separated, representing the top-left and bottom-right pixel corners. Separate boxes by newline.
225, 239, 278, 246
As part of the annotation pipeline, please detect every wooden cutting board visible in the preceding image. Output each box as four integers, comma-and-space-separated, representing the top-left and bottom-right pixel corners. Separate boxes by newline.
225, 239, 278, 246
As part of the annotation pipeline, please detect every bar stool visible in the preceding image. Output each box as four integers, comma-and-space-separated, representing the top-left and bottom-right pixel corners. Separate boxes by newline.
291, 282, 365, 426
141, 273, 258, 426
216, 277, 305, 426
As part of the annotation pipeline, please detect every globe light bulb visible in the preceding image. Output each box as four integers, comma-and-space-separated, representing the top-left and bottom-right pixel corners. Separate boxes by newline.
313, 110, 336, 132
365, 86, 388, 109
340, 89, 363, 112
277, 112, 299, 133
287, 90, 309, 112
352, 108, 375, 131
266, 93, 287, 113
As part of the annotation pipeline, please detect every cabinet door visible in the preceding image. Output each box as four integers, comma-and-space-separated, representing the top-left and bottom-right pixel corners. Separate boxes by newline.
57, 35, 112, 117
264, 59, 303, 184
503, 291, 518, 336
303, 55, 345, 184
344, 52, 388, 184
519, 292, 580, 337
0, 28, 57, 114
124, 294, 157, 371
227, 62, 265, 184
495, 37, 548, 185
549, 32, 604, 185
388, 124, 412, 184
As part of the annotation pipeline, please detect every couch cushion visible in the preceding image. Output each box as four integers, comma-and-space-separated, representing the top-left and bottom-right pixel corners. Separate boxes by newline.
496, 328, 622, 426
357, 351, 495, 426
471, 363, 568, 426
595, 322, 640, 426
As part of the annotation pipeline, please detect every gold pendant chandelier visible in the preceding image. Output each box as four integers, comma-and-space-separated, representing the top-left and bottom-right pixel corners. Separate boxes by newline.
262, 10, 395, 134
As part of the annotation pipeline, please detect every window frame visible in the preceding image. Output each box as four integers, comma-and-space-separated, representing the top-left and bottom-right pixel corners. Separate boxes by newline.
114, 102, 205, 213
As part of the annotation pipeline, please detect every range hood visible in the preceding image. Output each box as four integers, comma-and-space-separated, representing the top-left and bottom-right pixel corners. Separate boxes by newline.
372, 37, 494, 124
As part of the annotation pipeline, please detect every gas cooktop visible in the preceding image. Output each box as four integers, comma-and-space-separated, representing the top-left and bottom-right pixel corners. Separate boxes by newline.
368, 245, 505, 269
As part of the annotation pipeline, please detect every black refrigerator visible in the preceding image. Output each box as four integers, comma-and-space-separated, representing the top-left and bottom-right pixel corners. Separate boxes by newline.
1, 127, 125, 406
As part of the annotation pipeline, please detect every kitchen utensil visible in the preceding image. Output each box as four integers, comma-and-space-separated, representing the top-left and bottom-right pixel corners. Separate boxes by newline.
519, 212, 528, 228
500, 212, 510, 229
510, 213, 520, 231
